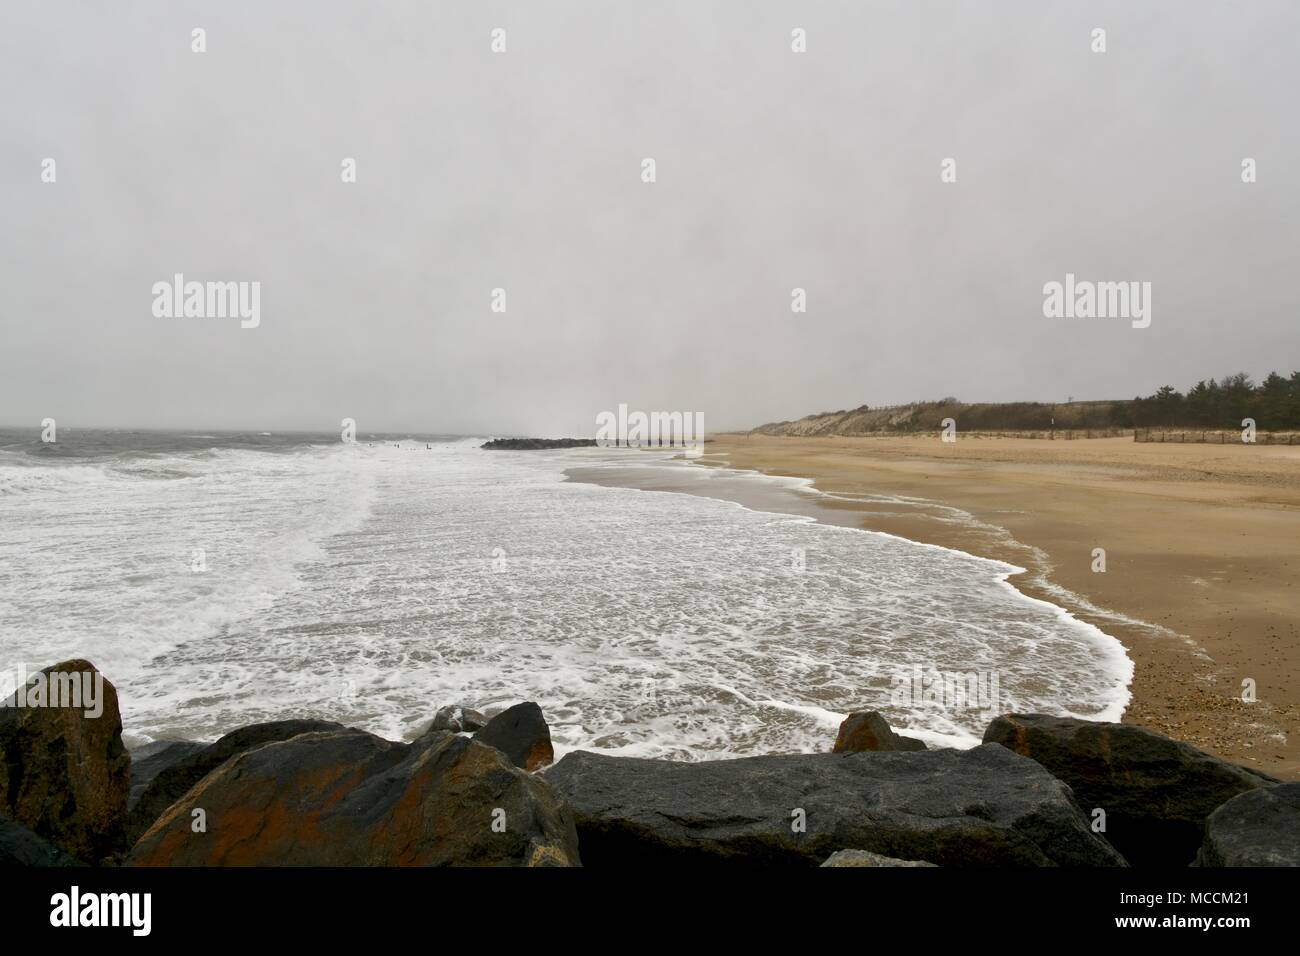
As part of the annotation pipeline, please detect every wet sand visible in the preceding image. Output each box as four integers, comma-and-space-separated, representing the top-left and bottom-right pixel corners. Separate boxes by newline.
571, 435, 1300, 777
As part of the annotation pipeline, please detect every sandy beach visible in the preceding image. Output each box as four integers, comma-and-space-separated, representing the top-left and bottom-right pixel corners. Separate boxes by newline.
637, 435, 1299, 777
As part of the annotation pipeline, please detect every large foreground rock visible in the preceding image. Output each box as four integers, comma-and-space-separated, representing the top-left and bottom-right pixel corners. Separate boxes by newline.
0, 660, 130, 863
127, 719, 344, 844
128, 729, 580, 866
474, 702, 554, 771
833, 711, 927, 753
1195, 783, 1300, 866
0, 816, 84, 867
983, 714, 1277, 866
545, 743, 1124, 866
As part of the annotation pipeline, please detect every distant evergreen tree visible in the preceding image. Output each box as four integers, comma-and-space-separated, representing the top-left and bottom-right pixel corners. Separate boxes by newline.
1132, 370, 1298, 430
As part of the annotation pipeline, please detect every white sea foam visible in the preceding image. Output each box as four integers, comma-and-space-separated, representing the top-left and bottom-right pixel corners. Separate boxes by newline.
0, 439, 1133, 758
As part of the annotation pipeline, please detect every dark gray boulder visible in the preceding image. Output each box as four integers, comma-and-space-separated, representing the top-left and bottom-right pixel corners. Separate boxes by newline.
127, 719, 344, 845
128, 741, 205, 809
544, 743, 1125, 866
127, 729, 579, 866
0, 816, 85, 867
833, 711, 927, 753
1195, 783, 1300, 866
983, 714, 1277, 866
473, 702, 554, 771
822, 849, 936, 867
426, 705, 488, 735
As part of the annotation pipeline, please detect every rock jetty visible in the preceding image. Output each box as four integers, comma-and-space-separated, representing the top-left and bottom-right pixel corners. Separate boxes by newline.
4, 660, 1297, 868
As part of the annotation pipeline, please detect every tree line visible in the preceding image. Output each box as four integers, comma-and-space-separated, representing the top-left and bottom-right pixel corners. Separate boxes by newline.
1129, 371, 1300, 430
759, 371, 1300, 435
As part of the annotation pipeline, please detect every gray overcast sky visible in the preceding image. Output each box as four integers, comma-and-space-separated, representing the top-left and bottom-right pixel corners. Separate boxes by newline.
2, 1, 1297, 434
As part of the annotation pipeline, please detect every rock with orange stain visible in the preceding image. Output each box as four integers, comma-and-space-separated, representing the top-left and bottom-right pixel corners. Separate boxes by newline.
127, 718, 344, 845
832, 712, 926, 753
126, 728, 579, 866
0, 659, 130, 863
473, 702, 554, 771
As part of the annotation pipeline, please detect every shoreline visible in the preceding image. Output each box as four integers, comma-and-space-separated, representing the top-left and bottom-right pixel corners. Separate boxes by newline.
570, 434, 1299, 778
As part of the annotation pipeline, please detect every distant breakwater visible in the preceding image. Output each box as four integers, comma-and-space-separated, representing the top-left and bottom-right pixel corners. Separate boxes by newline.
481, 438, 598, 450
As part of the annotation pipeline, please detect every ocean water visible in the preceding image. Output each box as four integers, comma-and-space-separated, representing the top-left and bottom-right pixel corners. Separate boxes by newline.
0, 429, 1132, 759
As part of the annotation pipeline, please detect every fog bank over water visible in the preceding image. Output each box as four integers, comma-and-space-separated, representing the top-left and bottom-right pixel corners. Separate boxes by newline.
2, 1, 1297, 433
